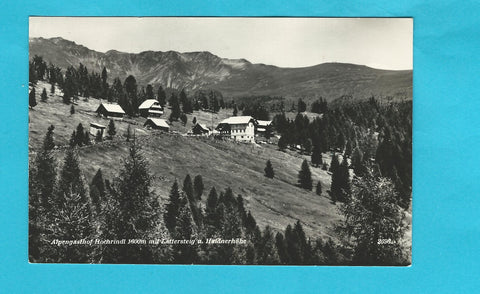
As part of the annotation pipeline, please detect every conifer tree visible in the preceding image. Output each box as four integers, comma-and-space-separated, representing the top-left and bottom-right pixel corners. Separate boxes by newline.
297, 98, 306, 113
278, 135, 287, 151
164, 180, 181, 235
55, 147, 89, 204
70, 105, 75, 115
192, 117, 197, 125
41, 88, 48, 102
29, 88, 37, 109
107, 119, 116, 139
44, 146, 94, 262
304, 138, 312, 154
193, 175, 204, 200
146, 84, 154, 100
351, 147, 364, 176
244, 211, 257, 234
233, 104, 238, 116
95, 130, 103, 142
157, 85, 166, 107
264, 160, 274, 178
298, 159, 313, 190
169, 93, 181, 121
182, 174, 202, 227
47, 188, 94, 263
338, 168, 408, 265
50, 83, 55, 95
204, 186, 219, 236
256, 226, 280, 264
311, 144, 323, 167
173, 194, 198, 263
331, 156, 350, 203
316, 181, 322, 196
125, 124, 132, 142
275, 232, 289, 264
69, 131, 76, 147
29, 125, 57, 260
104, 137, 159, 263
75, 123, 85, 147
90, 168, 106, 211
180, 113, 187, 126
83, 130, 91, 146
345, 140, 353, 157
183, 174, 194, 203
329, 153, 339, 174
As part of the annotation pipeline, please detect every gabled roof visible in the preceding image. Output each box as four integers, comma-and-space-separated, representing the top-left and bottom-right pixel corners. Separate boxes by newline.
219, 116, 255, 125
90, 122, 106, 129
193, 123, 211, 131
99, 103, 125, 114
257, 120, 272, 127
138, 99, 160, 110
145, 118, 169, 129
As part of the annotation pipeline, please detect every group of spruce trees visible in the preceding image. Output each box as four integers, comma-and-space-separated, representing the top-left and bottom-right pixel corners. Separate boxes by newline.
274, 97, 412, 209
29, 125, 346, 264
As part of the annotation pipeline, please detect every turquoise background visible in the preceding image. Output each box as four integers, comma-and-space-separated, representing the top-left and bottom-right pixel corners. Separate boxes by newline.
1, 0, 479, 292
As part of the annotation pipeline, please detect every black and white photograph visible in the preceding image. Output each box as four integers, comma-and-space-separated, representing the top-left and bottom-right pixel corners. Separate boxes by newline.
28, 17, 412, 265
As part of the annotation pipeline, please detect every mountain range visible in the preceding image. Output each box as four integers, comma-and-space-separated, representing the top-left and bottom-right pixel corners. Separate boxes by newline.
29, 37, 412, 101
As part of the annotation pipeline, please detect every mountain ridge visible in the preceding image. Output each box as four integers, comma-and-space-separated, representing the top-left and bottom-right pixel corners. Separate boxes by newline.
29, 37, 412, 101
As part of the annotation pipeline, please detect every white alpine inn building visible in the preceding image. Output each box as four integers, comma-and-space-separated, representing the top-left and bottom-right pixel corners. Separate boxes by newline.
216, 116, 257, 143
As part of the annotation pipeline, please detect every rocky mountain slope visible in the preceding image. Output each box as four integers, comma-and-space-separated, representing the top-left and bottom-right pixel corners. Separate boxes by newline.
30, 37, 412, 101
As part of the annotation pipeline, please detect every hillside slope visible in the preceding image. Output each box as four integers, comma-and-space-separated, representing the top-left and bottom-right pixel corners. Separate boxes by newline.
28, 81, 342, 239
30, 37, 412, 102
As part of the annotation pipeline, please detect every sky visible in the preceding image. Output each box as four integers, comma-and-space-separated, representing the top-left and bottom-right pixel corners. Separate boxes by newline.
29, 17, 412, 70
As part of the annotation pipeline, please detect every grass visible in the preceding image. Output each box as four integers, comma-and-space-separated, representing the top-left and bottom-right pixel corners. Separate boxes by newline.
29, 80, 343, 240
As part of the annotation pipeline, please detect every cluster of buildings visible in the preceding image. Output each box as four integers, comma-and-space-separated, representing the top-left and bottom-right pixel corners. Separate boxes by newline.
93, 100, 272, 143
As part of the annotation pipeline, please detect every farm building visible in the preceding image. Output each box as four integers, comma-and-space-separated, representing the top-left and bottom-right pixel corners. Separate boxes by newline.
216, 116, 257, 143
89, 122, 106, 137
138, 99, 164, 118
191, 123, 211, 136
96, 103, 125, 119
144, 118, 170, 132
256, 120, 273, 138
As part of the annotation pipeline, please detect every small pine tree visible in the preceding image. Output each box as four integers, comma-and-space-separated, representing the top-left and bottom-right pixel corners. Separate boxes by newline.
233, 105, 238, 116
204, 186, 218, 233
331, 156, 351, 203
264, 160, 274, 178
95, 130, 103, 142
29, 88, 37, 108
75, 124, 85, 147
193, 175, 204, 200
316, 181, 322, 196
183, 174, 194, 203
298, 159, 313, 190
83, 130, 91, 146
70, 105, 75, 115
278, 135, 287, 151
90, 168, 105, 212
126, 124, 132, 142
351, 147, 364, 176
69, 131, 77, 147
329, 153, 339, 174
180, 113, 187, 126
107, 119, 116, 139
164, 180, 181, 235
50, 83, 55, 95
345, 140, 353, 157
304, 139, 312, 154
311, 144, 323, 167
41, 88, 48, 102
192, 117, 197, 125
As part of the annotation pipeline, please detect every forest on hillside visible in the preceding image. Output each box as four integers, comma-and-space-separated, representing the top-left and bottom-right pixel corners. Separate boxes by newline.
28, 56, 411, 265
